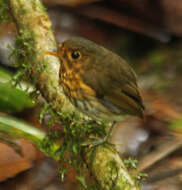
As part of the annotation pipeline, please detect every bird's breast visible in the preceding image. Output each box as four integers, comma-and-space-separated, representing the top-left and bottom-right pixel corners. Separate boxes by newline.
60, 64, 96, 101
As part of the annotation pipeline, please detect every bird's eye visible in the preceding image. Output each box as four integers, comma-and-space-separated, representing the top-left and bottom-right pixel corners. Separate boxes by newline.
71, 51, 81, 59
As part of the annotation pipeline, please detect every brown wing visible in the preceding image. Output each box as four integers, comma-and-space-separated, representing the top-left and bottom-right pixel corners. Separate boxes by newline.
82, 51, 144, 118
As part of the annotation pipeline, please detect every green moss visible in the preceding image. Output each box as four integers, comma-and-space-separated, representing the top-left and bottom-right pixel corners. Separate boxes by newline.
0, 0, 11, 22
135, 172, 148, 185
39, 130, 60, 159
9, 30, 34, 63
55, 113, 107, 189
124, 157, 147, 186
8, 28, 39, 87
38, 103, 108, 189
124, 157, 138, 169
32, 0, 46, 13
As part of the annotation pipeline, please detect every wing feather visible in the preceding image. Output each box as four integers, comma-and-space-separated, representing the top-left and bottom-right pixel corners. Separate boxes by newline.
82, 51, 144, 117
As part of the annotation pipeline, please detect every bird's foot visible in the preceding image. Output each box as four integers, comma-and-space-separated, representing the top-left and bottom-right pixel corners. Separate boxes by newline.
81, 136, 108, 147
81, 122, 116, 147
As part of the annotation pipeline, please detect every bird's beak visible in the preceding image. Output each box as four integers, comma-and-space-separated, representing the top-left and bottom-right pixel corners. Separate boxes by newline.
45, 50, 59, 57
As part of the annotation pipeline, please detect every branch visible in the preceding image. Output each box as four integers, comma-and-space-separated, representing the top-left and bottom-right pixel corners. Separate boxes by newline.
5, 0, 140, 189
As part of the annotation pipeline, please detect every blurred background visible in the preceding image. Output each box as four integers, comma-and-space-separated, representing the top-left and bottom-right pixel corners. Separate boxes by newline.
1, 0, 182, 189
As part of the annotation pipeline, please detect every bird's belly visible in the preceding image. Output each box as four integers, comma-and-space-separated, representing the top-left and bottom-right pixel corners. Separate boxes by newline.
61, 72, 124, 121
74, 98, 124, 121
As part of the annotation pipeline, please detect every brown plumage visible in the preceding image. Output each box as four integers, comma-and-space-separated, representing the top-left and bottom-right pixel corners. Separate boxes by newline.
49, 37, 144, 121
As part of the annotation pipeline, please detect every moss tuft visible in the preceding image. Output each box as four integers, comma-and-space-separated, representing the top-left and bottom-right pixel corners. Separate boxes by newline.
0, 0, 11, 22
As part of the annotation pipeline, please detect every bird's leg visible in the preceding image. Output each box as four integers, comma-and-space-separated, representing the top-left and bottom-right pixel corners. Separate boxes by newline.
82, 121, 116, 147
103, 121, 116, 142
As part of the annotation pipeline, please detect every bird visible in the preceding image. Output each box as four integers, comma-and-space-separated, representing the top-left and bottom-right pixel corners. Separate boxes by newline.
46, 37, 144, 143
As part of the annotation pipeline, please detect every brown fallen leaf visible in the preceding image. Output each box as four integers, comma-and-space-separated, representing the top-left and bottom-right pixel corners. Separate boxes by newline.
143, 156, 182, 190
0, 139, 37, 182
138, 135, 182, 171
143, 92, 181, 121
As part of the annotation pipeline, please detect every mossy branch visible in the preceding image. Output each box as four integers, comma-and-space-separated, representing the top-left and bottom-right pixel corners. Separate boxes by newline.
4, 0, 140, 189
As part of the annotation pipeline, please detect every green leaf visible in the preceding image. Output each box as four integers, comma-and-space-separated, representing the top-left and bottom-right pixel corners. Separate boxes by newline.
0, 82, 34, 113
0, 114, 45, 143
0, 66, 12, 83
73, 143, 78, 155
76, 175, 87, 188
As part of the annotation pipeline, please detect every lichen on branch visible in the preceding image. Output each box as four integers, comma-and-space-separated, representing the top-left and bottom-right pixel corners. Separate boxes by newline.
4, 0, 141, 189
8, 0, 76, 115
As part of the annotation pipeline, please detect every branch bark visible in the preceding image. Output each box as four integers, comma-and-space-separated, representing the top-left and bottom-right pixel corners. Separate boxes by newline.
6, 0, 140, 189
